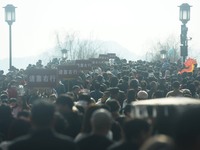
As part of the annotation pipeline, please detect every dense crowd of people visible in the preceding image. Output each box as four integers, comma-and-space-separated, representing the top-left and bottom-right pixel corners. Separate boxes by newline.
1, 57, 200, 150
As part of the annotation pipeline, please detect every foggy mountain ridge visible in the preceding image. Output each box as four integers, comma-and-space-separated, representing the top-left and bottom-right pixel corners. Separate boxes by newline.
42, 40, 141, 61
101, 41, 141, 61
0, 41, 142, 72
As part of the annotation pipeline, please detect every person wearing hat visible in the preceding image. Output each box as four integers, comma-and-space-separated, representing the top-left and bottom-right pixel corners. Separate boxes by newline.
137, 90, 148, 100
72, 85, 81, 102
0, 94, 9, 105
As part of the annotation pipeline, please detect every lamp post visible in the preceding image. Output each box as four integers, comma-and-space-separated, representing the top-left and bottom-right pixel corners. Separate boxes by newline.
179, 3, 191, 63
4, 4, 16, 70
61, 49, 68, 59
160, 50, 167, 59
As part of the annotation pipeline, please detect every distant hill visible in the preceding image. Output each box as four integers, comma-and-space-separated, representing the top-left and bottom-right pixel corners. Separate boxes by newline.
0, 41, 142, 73
39, 40, 141, 61
101, 41, 141, 61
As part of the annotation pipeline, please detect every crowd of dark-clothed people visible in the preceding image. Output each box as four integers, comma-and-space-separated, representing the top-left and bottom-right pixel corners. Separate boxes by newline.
1, 57, 200, 150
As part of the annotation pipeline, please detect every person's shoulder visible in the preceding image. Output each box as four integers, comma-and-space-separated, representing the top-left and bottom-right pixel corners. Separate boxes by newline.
108, 141, 139, 150
98, 90, 104, 94
54, 132, 74, 143
76, 134, 91, 148
77, 134, 92, 143
166, 91, 172, 94
52, 132, 77, 149
107, 141, 124, 150
166, 91, 173, 97
11, 134, 31, 143
90, 90, 95, 93
78, 134, 109, 142
74, 133, 89, 143
77, 134, 113, 147
8, 135, 31, 150
119, 90, 125, 94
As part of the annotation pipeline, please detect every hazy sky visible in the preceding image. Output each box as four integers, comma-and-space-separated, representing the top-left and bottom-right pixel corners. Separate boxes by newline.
0, 0, 199, 61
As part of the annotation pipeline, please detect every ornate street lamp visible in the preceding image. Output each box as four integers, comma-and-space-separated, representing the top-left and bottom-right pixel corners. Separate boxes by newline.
179, 3, 191, 24
179, 3, 191, 63
61, 49, 68, 59
4, 4, 16, 70
160, 50, 167, 59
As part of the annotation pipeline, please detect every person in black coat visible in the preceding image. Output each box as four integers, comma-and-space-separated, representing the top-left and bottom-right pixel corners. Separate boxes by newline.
108, 119, 151, 150
8, 100, 78, 150
77, 108, 113, 150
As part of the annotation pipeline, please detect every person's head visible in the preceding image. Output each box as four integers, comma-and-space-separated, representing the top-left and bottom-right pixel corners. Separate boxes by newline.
129, 79, 139, 90
141, 80, 148, 90
122, 75, 129, 83
109, 87, 119, 99
127, 89, 136, 102
150, 81, 158, 91
187, 83, 196, 97
72, 85, 80, 94
94, 82, 101, 90
97, 75, 103, 83
110, 76, 119, 87
193, 80, 200, 90
56, 94, 74, 113
49, 94, 57, 103
105, 99, 121, 114
137, 90, 148, 100
31, 100, 55, 129
79, 93, 91, 103
123, 119, 151, 146
91, 108, 112, 135
0, 94, 8, 105
172, 81, 180, 90
76, 93, 94, 112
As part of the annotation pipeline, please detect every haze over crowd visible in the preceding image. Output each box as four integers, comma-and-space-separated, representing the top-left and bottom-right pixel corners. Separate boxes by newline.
0, 0, 200, 71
